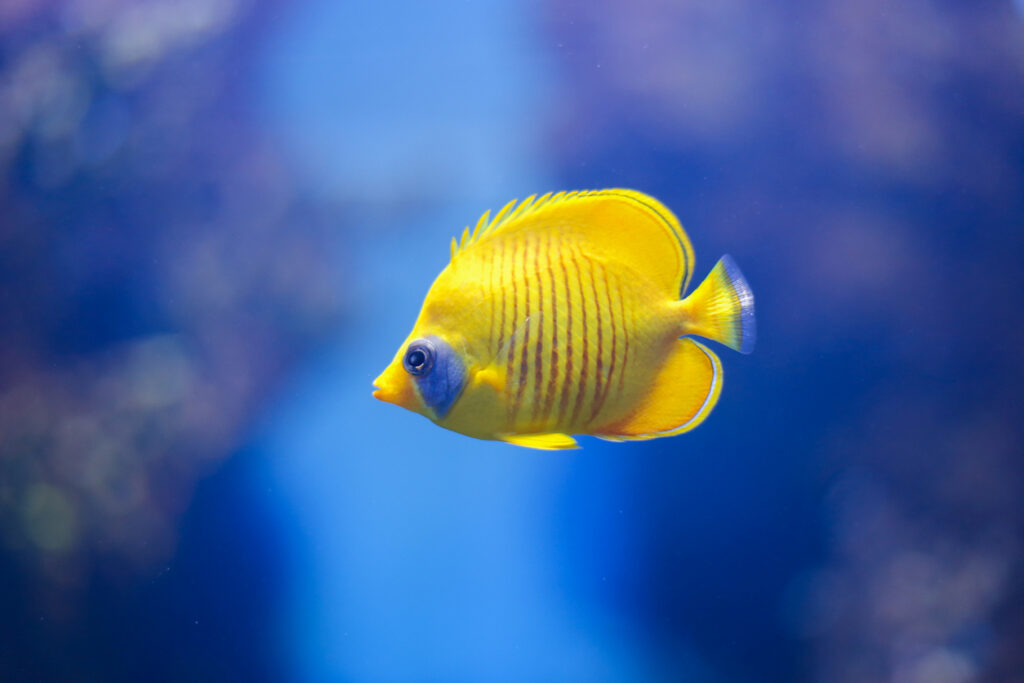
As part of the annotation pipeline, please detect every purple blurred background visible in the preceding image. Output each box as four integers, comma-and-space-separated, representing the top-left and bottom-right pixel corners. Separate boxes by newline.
1, 1, 1023, 681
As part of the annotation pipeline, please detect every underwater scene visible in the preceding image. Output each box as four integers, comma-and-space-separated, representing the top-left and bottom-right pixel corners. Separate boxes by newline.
2, 1, 1023, 681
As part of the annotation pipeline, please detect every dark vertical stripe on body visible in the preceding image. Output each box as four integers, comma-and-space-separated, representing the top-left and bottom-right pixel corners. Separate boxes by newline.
542, 234, 559, 423
557, 248, 574, 425
568, 247, 589, 428
515, 238, 532, 425
587, 254, 604, 425
506, 239, 519, 428
487, 249, 495, 355
617, 275, 630, 396
590, 262, 616, 422
499, 242, 507, 360
531, 237, 546, 423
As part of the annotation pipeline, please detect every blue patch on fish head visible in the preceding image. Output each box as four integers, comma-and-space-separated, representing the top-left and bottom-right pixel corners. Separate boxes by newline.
402, 335, 467, 420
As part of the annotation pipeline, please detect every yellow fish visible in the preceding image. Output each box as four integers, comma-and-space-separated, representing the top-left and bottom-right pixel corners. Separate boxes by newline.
372, 189, 755, 450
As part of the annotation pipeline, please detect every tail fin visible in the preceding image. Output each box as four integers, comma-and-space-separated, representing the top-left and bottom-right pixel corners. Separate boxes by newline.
680, 255, 756, 354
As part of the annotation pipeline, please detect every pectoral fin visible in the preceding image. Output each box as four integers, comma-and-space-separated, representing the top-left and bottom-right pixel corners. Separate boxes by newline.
596, 338, 722, 440
473, 366, 506, 392
499, 432, 580, 450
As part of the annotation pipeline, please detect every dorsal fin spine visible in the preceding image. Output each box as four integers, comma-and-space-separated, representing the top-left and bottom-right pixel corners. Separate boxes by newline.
510, 194, 538, 223
491, 198, 518, 227
472, 210, 490, 240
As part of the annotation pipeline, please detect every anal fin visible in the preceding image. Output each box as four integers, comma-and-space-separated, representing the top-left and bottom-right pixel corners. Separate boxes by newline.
500, 432, 580, 450
597, 338, 722, 440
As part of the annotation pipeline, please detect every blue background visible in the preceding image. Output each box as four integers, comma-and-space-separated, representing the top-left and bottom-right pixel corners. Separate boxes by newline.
2, 1, 1023, 681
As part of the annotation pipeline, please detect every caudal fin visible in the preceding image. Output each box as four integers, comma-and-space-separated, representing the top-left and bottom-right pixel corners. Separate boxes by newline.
680, 255, 756, 354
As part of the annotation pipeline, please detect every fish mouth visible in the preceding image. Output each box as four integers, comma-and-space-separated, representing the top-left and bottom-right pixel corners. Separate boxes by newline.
371, 375, 400, 404
372, 368, 416, 409
373, 382, 407, 406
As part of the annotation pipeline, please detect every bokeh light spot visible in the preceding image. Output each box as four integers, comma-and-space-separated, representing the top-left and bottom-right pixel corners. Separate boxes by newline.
22, 483, 78, 553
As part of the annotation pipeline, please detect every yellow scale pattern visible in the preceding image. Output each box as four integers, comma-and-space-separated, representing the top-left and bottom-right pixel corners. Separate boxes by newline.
492, 231, 633, 435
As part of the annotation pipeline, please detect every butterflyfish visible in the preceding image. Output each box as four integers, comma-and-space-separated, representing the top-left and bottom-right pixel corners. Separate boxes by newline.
372, 189, 755, 450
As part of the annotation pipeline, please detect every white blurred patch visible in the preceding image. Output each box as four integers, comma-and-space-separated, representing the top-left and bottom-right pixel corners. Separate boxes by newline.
100, 0, 239, 82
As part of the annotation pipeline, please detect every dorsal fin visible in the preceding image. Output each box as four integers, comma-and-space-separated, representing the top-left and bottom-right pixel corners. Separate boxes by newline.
451, 192, 561, 259
449, 189, 696, 296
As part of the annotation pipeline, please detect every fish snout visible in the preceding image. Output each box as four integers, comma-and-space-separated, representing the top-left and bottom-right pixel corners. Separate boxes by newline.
371, 367, 417, 410
371, 371, 391, 401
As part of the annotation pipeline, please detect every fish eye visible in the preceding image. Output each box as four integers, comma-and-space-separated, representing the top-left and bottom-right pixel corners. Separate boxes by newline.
403, 339, 435, 376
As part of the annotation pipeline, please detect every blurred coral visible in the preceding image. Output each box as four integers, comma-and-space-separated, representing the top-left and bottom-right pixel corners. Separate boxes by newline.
0, 0, 343, 613
545, 1, 1024, 680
